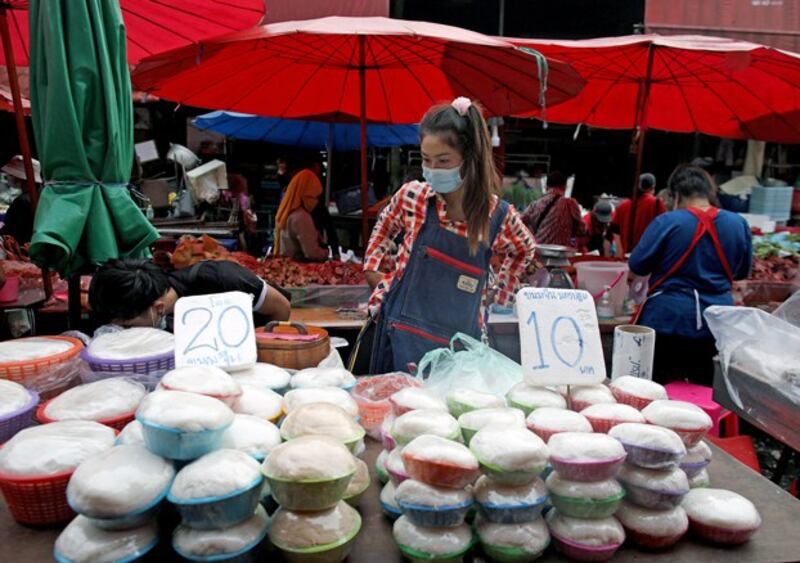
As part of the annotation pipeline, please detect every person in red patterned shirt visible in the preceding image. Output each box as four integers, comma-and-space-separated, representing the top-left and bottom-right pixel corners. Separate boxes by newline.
520, 171, 586, 248
348, 98, 536, 375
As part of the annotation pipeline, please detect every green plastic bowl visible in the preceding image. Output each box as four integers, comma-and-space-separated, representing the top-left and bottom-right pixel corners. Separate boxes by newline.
280, 427, 366, 455
397, 538, 476, 563
343, 478, 370, 508
272, 513, 361, 563
506, 398, 538, 417
480, 539, 550, 563
447, 398, 483, 419
477, 458, 547, 486
264, 470, 355, 511
548, 490, 625, 519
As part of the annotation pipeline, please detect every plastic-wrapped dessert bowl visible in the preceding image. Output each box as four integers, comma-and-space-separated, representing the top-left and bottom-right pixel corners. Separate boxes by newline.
608, 423, 686, 470
473, 475, 549, 524
547, 432, 627, 482
395, 479, 473, 528
469, 426, 549, 485
615, 501, 688, 549
546, 472, 625, 519
682, 488, 762, 545
616, 464, 689, 510
401, 435, 480, 489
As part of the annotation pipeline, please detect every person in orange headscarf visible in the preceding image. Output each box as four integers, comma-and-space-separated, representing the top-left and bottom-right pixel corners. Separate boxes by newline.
274, 168, 329, 260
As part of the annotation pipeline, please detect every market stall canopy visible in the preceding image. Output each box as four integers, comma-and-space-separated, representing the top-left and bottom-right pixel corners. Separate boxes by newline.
133, 15, 584, 245
0, 0, 267, 65
193, 111, 419, 150
27, 0, 159, 275
132, 16, 584, 122
509, 34, 800, 142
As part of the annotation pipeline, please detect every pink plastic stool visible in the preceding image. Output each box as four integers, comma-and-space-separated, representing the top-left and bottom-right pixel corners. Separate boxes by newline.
664, 382, 739, 438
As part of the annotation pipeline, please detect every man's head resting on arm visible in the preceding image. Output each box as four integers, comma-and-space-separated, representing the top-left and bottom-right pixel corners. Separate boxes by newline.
89, 259, 175, 329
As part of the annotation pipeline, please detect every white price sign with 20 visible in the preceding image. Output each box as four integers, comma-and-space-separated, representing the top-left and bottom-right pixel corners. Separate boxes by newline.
174, 291, 257, 371
516, 287, 605, 385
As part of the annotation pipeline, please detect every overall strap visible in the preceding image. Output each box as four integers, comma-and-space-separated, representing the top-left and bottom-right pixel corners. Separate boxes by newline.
690, 207, 734, 283
647, 210, 707, 295
488, 199, 510, 247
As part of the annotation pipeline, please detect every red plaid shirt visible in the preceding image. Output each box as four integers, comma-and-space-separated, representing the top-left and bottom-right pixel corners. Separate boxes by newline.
364, 182, 536, 311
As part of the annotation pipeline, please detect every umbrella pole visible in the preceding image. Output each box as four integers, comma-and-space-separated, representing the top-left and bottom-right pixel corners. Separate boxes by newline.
0, 7, 38, 210
359, 36, 369, 251
325, 123, 333, 207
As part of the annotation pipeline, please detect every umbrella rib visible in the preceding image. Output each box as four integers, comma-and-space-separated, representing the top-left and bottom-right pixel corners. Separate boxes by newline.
655, 48, 700, 132
367, 36, 398, 124
580, 44, 650, 124
328, 36, 362, 123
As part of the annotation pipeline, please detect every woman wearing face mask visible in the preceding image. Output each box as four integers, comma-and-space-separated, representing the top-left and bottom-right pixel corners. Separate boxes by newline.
88, 258, 290, 331
629, 165, 752, 385
351, 98, 536, 374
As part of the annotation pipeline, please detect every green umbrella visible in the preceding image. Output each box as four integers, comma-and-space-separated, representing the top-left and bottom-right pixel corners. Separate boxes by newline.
27, 0, 158, 276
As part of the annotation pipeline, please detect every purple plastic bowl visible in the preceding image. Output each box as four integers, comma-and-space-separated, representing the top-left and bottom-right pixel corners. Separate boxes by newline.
551, 532, 623, 562
549, 454, 627, 482
680, 459, 711, 478
81, 348, 175, 375
619, 482, 688, 510
0, 389, 39, 443
619, 442, 683, 470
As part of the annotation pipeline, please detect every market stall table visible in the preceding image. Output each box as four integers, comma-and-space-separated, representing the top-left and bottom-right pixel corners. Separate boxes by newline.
2, 437, 799, 562
290, 306, 366, 330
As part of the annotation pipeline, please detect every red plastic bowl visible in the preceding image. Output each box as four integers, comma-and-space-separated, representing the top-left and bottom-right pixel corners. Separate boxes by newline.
402, 453, 480, 489
352, 375, 421, 432
622, 525, 686, 550
36, 401, 136, 432
551, 532, 623, 562
549, 454, 627, 482
585, 416, 628, 434
527, 423, 562, 444
0, 468, 75, 525
669, 427, 709, 449
689, 518, 759, 545
610, 388, 654, 411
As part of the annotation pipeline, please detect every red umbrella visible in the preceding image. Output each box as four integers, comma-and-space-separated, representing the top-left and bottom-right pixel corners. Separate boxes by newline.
509, 34, 800, 243
0, 0, 266, 208
132, 16, 584, 244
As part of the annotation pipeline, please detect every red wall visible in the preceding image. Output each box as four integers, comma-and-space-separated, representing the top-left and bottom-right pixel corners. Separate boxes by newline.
645, 0, 800, 52
263, 0, 389, 23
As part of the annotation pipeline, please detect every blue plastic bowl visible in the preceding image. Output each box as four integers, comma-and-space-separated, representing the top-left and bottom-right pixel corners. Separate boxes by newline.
380, 499, 402, 521
396, 499, 473, 528
69, 483, 171, 531
137, 415, 230, 461
173, 527, 268, 562
54, 537, 158, 563
168, 476, 264, 530
476, 494, 549, 524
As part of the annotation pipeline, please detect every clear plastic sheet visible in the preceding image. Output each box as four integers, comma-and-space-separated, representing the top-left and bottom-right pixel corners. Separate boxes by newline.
174, 504, 268, 557
615, 501, 688, 536
345, 458, 370, 498
170, 449, 261, 500
548, 432, 625, 462
44, 378, 146, 421
23, 355, 81, 395
391, 409, 459, 445
55, 515, 157, 562
390, 387, 447, 413
773, 290, 800, 328
263, 435, 356, 481
79, 361, 166, 391
417, 333, 523, 400
271, 501, 359, 549
161, 366, 241, 398
473, 475, 547, 505
617, 465, 688, 493
0, 379, 30, 416
546, 509, 625, 546
67, 445, 174, 517
117, 420, 145, 447
87, 327, 174, 359
283, 387, 359, 418
506, 383, 567, 411
608, 376, 667, 401
402, 435, 478, 468
470, 427, 548, 471
137, 390, 233, 432
546, 473, 622, 500
526, 408, 593, 434
232, 385, 283, 420
458, 408, 526, 433
608, 423, 686, 455
705, 305, 800, 404
280, 402, 362, 443
641, 400, 713, 430
392, 515, 473, 555
229, 362, 291, 392
290, 367, 355, 389
220, 414, 281, 458
682, 488, 761, 530
580, 403, 646, 423
477, 516, 550, 551
0, 420, 115, 476
395, 479, 472, 506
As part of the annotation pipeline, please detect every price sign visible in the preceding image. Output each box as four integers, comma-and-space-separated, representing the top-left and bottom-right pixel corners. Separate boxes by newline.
174, 291, 257, 371
516, 287, 605, 385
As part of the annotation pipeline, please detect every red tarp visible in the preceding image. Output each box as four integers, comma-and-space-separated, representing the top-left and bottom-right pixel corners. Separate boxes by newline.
645, 0, 800, 54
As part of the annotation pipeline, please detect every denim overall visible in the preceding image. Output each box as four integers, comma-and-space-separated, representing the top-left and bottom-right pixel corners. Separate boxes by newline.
370, 198, 509, 374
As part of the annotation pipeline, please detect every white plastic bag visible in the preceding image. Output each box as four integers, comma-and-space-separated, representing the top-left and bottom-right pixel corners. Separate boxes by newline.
415, 333, 523, 400
705, 305, 800, 403
773, 290, 800, 329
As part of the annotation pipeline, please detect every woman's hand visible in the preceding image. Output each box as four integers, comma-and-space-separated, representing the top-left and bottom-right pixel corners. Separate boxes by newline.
365, 270, 383, 290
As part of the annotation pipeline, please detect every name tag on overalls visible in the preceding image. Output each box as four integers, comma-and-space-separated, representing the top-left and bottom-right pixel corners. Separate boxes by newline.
457, 275, 479, 294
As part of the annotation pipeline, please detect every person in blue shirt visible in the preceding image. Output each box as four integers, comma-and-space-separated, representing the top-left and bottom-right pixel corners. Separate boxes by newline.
629, 165, 752, 385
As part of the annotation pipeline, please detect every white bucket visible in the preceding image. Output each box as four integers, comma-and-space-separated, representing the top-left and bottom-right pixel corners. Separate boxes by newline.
574, 262, 629, 315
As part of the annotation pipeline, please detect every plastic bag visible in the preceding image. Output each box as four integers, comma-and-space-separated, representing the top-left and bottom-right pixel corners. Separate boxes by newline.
773, 289, 800, 328
705, 305, 800, 403
415, 333, 523, 400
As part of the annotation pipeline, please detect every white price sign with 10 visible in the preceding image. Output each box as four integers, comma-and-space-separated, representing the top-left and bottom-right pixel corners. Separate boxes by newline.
174, 291, 257, 371
516, 287, 605, 385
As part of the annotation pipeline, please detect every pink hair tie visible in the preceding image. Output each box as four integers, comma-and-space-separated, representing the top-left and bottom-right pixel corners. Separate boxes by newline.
451, 97, 472, 117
